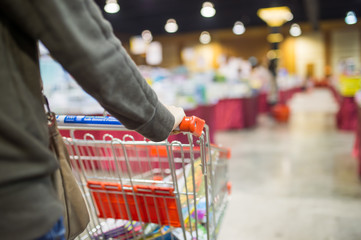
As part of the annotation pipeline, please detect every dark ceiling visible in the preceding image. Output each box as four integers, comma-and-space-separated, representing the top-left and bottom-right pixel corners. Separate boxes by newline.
94, 0, 361, 35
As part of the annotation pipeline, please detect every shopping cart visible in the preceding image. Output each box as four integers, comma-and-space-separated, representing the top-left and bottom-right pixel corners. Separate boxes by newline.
57, 115, 231, 240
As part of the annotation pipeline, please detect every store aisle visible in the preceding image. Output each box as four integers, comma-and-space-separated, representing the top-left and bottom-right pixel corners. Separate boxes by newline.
217, 116, 361, 240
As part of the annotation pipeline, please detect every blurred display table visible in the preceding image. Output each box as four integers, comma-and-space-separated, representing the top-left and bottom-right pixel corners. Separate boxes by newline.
59, 95, 261, 144
279, 86, 358, 131
278, 87, 303, 104
243, 96, 259, 128
258, 92, 269, 113
184, 96, 259, 142
354, 106, 361, 178
337, 97, 358, 131
214, 99, 244, 130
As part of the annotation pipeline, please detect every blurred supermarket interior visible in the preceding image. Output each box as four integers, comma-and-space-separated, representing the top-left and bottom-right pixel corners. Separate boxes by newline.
41, 0, 361, 239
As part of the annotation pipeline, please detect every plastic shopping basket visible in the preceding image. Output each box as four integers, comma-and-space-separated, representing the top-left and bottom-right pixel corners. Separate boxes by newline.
57, 115, 231, 240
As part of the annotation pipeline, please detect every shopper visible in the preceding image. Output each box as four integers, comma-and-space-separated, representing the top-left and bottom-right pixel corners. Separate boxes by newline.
0, 0, 185, 239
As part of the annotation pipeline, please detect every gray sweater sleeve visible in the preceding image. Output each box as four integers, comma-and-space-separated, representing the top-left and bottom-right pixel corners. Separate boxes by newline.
0, 0, 174, 142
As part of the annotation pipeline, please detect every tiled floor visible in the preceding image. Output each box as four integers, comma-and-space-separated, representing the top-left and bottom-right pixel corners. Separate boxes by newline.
217, 116, 361, 240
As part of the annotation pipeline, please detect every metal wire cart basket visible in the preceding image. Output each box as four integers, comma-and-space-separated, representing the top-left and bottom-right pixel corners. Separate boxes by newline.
57, 115, 231, 240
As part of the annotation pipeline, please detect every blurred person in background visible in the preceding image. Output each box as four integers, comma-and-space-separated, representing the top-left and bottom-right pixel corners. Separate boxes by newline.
248, 56, 273, 92
0, 0, 185, 239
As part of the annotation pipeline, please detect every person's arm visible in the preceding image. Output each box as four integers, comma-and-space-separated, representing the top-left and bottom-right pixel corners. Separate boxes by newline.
0, 0, 184, 142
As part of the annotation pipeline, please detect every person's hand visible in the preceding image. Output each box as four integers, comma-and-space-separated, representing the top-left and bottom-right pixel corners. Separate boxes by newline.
164, 105, 185, 133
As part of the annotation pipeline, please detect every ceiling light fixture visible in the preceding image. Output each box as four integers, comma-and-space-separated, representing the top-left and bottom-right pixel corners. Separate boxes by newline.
289, 23, 302, 37
165, 19, 178, 33
257, 6, 293, 27
233, 21, 246, 35
104, 0, 120, 14
267, 33, 284, 43
199, 31, 211, 44
201, 2, 216, 18
345, 11, 357, 25
267, 50, 279, 59
141, 30, 153, 43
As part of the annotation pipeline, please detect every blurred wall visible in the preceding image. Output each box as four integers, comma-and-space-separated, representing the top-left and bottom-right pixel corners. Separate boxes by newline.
331, 28, 361, 75
294, 32, 326, 79
118, 20, 361, 78
121, 26, 270, 69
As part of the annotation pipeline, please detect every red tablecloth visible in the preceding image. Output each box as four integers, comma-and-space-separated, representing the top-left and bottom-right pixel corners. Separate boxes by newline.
243, 96, 258, 128
258, 93, 269, 113
354, 107, 361, 177
182, 97, 259, 143
60, 96, 260, 144
337, 97, 358, 131
214, 98, 244, 130
278, 87, 302, 104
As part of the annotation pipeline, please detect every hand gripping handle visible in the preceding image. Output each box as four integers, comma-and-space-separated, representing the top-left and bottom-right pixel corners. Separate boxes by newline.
178, 116, 205, 137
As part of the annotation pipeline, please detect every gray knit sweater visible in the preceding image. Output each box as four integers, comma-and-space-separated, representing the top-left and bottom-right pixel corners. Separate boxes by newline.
0, 1, 174, 239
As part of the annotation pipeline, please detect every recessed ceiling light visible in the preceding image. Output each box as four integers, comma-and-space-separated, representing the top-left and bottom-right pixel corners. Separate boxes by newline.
141, 30, 153, 43
345, 11, 357, 25
104, 0, 120, 14
233, 21, 246, 35
165, 19, 178, 33
289, 23, 302, 37
201, 2, 216, 18
199, 31, 211, 44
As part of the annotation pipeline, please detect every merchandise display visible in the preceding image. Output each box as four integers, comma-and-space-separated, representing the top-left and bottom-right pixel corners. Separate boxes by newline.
139, 65, 260, 109
40, 48, 313, 145
39, 49, 104, 114
38, 30, 360, 142
276, 69, 304, 92
40, 50, 276, 115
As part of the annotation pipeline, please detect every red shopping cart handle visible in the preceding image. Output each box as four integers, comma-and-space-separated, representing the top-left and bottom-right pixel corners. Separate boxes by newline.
179, 116, 205, 137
